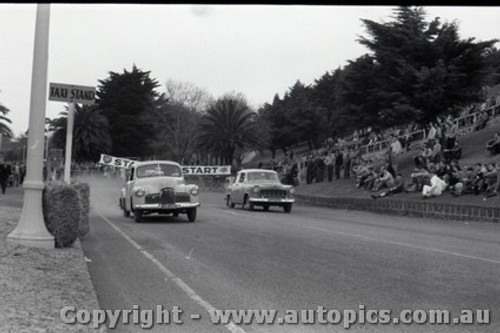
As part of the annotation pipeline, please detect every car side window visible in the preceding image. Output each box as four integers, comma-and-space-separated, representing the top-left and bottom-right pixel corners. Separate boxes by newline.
239, 173, 245, 183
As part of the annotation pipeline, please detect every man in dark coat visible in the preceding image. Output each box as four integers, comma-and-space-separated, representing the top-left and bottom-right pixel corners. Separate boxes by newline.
0, 161, 12, 194
334, 150, 343, 180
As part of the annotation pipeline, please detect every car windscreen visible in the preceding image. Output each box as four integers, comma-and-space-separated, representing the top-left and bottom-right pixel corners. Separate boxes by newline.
136, 164, 182, 178
247, 172, 279, 183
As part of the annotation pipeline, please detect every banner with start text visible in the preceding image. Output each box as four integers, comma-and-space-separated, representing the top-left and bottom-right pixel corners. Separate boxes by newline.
98, 154, 231, 176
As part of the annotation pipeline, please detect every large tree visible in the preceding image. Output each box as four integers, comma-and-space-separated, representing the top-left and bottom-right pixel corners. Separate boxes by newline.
164, 79, 214, 113
146, 97, 201, 163
0, 103, 13, 138
197, 95, 265, 166
353, 6, 498, 126
50, 104, 112, 163
97, 65, 161, 158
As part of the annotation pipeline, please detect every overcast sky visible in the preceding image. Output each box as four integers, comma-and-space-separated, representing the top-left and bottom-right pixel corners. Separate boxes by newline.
0, 4, 499, 137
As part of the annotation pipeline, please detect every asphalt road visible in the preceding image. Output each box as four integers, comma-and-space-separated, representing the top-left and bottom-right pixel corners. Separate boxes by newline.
81, 177, 500, 333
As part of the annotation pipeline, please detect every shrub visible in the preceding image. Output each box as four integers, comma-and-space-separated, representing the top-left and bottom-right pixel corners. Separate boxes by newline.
42, 182, 82, 248
71, 181, 90, 239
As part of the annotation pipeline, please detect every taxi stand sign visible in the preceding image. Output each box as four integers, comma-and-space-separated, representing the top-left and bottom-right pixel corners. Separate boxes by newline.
49, 82, 96, 183
49, 83, 96, 104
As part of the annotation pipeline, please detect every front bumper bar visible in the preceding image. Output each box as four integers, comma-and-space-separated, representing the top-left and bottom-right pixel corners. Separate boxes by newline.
134, 202, 200, 210
248, 198, 295, 203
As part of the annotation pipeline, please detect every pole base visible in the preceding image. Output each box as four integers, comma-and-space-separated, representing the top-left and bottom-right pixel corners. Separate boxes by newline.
7, 232, 54, 249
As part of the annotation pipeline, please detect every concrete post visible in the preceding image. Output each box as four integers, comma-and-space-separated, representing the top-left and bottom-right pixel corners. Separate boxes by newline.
7, 4, 54, 249
64, 103, 75, 183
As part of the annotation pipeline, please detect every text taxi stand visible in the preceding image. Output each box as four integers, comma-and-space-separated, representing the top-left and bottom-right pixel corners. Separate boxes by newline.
48, 83, 96, 183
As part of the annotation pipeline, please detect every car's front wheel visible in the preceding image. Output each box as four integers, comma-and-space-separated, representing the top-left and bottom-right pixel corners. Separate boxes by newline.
227, 195, 235, 208
283, 203, 292, 213
242, 195, 253, 211
187, 208, 197, 222
134, 210, 143, 223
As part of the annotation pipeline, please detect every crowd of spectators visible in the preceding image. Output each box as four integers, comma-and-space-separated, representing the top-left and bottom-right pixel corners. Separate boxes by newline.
259, 94, 500, 202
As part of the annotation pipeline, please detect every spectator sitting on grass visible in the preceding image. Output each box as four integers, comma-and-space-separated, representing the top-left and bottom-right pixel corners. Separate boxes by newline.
440, 160, 462, 186
451, 166, 476, 196
406, 164, 431, 193
486, 132, 500, 155
472, 163, 487, 195
422, 171, 447, 199
483, 163, 498, 195
484, 163, 500, 199
371, 173, 405, 199
372, 165, 395, 192
413, 142, 433, 169
355, 161, 372, 188
361, 167, 379, 191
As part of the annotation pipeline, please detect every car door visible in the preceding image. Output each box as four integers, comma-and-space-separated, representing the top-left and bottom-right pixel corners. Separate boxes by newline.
125, 167, 136, 207
231, 172, 245, 204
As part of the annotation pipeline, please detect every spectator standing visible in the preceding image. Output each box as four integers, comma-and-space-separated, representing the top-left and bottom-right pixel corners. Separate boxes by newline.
343, 148, 352, 179
19, 163, 26, 184
432, 140, 442, 164
389, 135, 403, 173
335, 150, 343, 180
0, 161, 12, 194
427, 122, 437, 144
325, 151, 335, 182
445, 119, 459, 150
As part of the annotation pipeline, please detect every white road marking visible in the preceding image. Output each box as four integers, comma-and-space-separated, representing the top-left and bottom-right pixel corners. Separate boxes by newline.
301, 225, 500, 266
96, 212, 247, 333
210, 206, 500, 266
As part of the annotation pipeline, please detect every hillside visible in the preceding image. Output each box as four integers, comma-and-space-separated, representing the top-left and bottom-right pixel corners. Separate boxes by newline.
295, 121, 500, 207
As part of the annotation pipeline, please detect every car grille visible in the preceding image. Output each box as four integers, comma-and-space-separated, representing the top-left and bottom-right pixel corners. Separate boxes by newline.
260, 189, 287, 198
160, 188, 175, 205
145, 190, 190, 204
174, 193, 190, 203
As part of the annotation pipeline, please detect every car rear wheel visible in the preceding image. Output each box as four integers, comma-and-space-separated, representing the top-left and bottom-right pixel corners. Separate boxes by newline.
187, 208, 197, 222
283, 203, 292, 213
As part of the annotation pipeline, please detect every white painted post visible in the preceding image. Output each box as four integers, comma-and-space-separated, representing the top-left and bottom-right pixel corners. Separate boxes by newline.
64, 103, 75, 183
7, 4, 54, 248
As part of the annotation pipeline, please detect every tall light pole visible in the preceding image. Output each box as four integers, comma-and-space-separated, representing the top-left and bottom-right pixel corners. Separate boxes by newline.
7, 4, 54, 248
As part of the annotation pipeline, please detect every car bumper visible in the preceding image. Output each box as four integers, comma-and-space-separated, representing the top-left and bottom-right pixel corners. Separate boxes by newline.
249, 198, 295, 204
134, 202, 200, 210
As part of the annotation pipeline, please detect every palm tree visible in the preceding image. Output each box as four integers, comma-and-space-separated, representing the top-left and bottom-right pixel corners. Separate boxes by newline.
51, 104, 112, 162
0, 104, 13, 138
197, 96, 264, 166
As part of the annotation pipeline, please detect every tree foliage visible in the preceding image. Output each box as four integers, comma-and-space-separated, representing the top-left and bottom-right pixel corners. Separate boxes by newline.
146, 96, 201, 163
197, 96, 265, 166
97, 65, 161, 158
50, 104, 112, 163
0, 103, 13, 138
260, 6, 499, 149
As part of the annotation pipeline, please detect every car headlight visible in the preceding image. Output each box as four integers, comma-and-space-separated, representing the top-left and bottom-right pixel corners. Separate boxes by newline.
133, 187, 146, 197
189, 186, 199, 196
289, 188, 295, 194
252, 186, 260, 194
